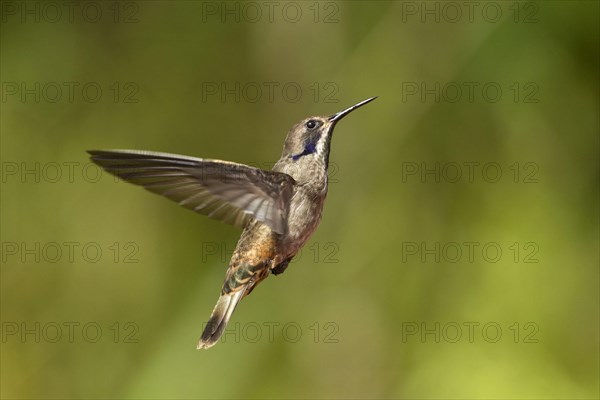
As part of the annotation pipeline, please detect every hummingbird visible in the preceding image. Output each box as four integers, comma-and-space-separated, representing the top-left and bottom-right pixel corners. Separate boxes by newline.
88, 97, 376, 349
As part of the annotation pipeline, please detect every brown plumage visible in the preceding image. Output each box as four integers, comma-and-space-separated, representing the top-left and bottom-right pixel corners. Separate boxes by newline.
88, 97, 376, 349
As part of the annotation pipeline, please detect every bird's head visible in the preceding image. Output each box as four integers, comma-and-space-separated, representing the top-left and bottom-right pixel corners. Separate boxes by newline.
280, 97, 377, 171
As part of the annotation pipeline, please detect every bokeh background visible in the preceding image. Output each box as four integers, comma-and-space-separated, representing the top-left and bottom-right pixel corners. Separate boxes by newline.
1, 1, 598, 399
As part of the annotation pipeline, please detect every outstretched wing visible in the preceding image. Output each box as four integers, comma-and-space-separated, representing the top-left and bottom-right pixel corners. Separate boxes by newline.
88, 149, 295, 234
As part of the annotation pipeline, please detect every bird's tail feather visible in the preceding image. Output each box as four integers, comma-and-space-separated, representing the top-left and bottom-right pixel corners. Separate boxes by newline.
197, 288, 246, 349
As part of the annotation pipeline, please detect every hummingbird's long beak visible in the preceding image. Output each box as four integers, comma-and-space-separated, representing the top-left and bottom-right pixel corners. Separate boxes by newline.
328, 96, 377, 122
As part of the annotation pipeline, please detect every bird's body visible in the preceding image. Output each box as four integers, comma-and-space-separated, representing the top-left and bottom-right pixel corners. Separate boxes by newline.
88, 97, 376, 349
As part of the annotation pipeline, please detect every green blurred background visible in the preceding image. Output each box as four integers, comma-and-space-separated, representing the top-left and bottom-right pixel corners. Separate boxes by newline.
1, 1, 598, 398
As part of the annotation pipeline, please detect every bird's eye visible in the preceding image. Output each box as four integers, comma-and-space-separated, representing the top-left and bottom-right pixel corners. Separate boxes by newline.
306, 120, 317, 129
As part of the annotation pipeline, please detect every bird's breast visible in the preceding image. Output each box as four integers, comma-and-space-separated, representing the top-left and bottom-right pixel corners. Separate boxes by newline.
281, 187, 327, 256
